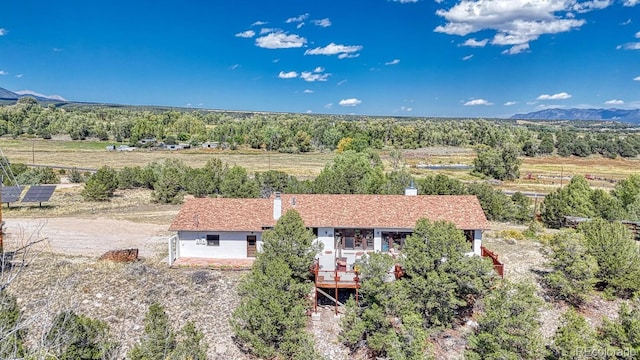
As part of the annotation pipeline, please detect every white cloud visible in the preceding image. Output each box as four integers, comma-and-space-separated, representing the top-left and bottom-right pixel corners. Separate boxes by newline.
337, 80, 347, 86
325, 103, 333, 109
313, 18, 332, 27
256, 32, 306, 49
52, 48, 63, 52
634, 75, 640, 81
537, 92, 572, 100
385, 59, 400, 65
462, 38, 488, 47
278, 71, 298, 79
0, 70, 7, 75
605, 99, 624, 105
235, 30, 255, 38
390, 0, 418, 3
300, 71, 330, 82
504, 101, 517, 106
303, 89, 314, 94
434, 0, 598, 54
573, 0, 612, 13
621, 19, 632, 25
338, 53, 360, 59
617, 42, 640, 50
624, 0, 639, 6
464, 98, 493, 106
260, 28, 278, 35
400, 106, 413, 112
502, 43, 530, 55
305, 42, 363, 57
15, 74, 23, 78
0, 28, 6, 36
463, 54, 474, 60
297, 22, 304, 29
252, 21, 268, 26
15, 90, 67, 101
314, 66, 325, 73
636, 31, 640, 38
339, 98, 362, 106
286, 13, 309, 23
231, 64, 240, 70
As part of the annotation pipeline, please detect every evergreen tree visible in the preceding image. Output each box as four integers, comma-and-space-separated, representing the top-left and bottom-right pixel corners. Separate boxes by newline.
466, 280, 546, 360
81, 166, 118, 201
167, 321, 208, 360
220, 165, 259, 198
230, 209, 319, 359
0, 290, 27, 359
550, 308, 598, 359
259, 210, 321, 281
578, 219, 640, 296
544, 231, 599, 306
599, 301, 640, 358
45, 310, 117, 360
129, 303, 176, 360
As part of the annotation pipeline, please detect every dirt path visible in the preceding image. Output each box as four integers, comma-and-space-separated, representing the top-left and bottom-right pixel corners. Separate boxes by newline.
3, 217, 171, 259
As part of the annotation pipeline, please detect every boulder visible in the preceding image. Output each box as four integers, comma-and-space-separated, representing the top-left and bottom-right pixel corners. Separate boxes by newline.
99, 248, 138, 262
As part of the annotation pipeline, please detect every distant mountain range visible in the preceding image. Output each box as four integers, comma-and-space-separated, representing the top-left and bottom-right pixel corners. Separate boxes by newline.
0, 86, 67, 102
511, 108, 640, 124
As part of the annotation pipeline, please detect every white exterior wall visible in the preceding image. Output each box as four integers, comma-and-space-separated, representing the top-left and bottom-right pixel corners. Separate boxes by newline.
315, 227, 335, 270
473, 229, 482, 256
178, 231, 263, 259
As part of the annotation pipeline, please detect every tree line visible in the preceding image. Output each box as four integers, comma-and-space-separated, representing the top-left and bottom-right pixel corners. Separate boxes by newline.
2, 97, 640, 158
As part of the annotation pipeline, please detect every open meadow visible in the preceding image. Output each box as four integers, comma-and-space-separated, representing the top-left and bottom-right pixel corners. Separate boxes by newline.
2, 138, 638, 194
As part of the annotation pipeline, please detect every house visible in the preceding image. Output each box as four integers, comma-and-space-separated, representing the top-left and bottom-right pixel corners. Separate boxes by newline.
168, 190, 490, 269
202, 141, 219, 149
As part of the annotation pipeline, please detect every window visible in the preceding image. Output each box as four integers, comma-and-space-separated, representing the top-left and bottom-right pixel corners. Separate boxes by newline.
206, 235, 220, 247
381, 231, 412, 252
335, 228, 375, 250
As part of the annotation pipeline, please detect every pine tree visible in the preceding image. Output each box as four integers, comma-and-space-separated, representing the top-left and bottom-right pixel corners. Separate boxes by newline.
544, 231, 599, 306
167, 321, 208, 360
550, 308, 598, 359
578, 219, 640, 296
45, 310, 117, 360
230, 209, 319, 359
129, 303, 176, 360
466, 280, 547, 360
0, 290, 27, 359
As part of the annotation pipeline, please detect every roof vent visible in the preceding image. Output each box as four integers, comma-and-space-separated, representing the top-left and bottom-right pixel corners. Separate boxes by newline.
405, 180, 418, 196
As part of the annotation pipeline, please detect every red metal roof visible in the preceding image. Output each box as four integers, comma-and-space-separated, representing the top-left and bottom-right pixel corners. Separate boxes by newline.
169, 194, 489, 232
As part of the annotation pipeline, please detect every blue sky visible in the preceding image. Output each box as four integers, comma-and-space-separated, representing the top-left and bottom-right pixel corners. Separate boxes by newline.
1, 0, 639, 118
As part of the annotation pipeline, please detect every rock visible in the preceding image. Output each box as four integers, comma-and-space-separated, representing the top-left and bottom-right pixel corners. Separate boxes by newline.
99, 248, 139, 262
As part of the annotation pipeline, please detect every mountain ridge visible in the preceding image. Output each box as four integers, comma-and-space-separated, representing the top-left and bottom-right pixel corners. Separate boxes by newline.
0, 86, 67, 102
511, 108, 640, 124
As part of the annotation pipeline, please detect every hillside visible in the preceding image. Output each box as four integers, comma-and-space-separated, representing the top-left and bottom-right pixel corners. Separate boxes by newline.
511, 108, 640, 124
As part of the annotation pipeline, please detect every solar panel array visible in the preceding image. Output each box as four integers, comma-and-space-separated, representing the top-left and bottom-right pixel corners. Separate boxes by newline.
1, 186, 24, 203
21, 185, 56, 203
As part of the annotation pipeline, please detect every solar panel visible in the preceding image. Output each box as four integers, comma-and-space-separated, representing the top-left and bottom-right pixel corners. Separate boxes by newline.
1, 186, 24, 203
21, 185, 56, 203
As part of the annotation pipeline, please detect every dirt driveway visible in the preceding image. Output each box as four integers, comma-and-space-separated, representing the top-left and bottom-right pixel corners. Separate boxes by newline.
3, 217, 171, 260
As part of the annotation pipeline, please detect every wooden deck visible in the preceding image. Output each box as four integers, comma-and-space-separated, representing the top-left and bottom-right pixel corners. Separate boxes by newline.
314, 270, 361, 289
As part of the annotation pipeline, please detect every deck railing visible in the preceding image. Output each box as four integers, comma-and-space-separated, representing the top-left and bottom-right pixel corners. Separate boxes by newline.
481, 246, 504, 278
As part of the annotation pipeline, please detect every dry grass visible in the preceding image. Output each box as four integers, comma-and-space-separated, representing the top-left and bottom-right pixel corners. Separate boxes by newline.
7, 253, 248, 359
3, 139, 638, 194
0, 138, 334, 177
